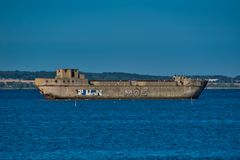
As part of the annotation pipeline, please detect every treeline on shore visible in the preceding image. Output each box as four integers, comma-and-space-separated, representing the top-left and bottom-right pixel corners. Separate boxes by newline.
0, 71, 239, 89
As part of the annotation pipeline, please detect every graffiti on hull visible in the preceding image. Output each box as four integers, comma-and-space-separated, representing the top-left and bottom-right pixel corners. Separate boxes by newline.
124, 88, 149, 97
77, 89, 103, 96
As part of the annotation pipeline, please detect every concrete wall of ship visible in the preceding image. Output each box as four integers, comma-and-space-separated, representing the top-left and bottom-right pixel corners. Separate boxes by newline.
39, 85, 203, 99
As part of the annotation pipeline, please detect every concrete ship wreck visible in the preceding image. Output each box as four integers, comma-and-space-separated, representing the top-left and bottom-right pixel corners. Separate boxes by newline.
35, 69, 208, 99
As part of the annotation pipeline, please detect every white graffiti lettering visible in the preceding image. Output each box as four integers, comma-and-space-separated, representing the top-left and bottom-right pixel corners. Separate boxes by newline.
77, 89, 103, 96
124, 88, 148, 97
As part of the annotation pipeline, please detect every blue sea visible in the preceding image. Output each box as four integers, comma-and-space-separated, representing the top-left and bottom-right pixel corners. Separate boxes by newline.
0, 89, 239, 159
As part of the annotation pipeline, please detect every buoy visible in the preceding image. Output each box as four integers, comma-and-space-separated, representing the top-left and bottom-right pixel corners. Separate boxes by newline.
75, 100, 77, 107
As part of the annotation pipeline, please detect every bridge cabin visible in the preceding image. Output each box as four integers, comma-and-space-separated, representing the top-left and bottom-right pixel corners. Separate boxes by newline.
56, 69, 86, 80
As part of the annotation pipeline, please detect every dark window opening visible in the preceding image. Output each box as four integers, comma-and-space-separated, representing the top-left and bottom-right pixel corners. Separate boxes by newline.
63, 80, 65, 83
71, 71, 75, 78
72, 80, 74, 83
55, 80, 58, 83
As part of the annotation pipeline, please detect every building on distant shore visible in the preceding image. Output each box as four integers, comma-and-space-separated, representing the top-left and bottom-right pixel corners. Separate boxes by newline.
208, 79, 219, 82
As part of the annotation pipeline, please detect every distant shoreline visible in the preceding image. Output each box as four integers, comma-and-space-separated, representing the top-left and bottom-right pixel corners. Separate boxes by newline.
206, 87, 240, 90
1, 87, 240, 90
0, 75, 239, 90
0, 88, 36, 90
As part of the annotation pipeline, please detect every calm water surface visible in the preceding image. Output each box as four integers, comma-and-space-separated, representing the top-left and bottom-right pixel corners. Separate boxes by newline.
0, 89, 240, 159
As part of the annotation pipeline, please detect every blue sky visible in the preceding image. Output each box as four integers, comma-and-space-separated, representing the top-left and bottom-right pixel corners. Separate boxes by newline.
0, 0, 239, 76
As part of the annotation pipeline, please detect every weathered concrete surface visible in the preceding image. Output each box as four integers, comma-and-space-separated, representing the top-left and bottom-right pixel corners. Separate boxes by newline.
35, 69, 208, 99
37, 85, 206, 99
